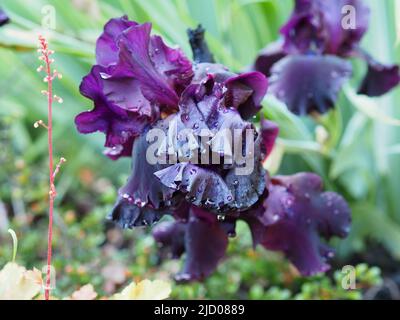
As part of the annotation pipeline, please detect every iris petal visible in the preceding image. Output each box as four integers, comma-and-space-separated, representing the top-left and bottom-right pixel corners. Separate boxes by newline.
281, 0, 369, 56
358, 59, 400, 97
177, 213, 227, 281
245, 173, 351, 276
95, 16, 138, 67
76, 18, 193, 159
0, 8, 9, 27
269, 55, 352, 115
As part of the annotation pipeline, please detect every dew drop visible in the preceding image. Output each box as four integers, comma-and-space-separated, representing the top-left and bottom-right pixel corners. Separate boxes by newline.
217, 214, 225, 221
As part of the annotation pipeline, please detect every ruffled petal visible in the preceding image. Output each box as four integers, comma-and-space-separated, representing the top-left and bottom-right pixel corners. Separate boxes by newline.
245, 173, 351, 276
116, 23, 189, 108
154, 163, 234, 212
152, 90, 271, 213
77, 19, 193, 159
75, 66, 150, 159
108, 198, 166, 228
224, 72, 268, 119
95, 16, 138, 67
269, 54, 352, 115
118, 132, 176, 209
191, 63, 268, 119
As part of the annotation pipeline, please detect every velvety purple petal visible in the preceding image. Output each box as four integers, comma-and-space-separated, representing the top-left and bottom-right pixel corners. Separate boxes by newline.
118, 132, 177, 209
224, 134, 267, 211
0, 8, 10, 27
176, 211, 228, 282
95, 16, 138, 66
116, 23, 184, 108
245, 172, 351, 276
224, 71, 268, 119
149, 35, 194, 93
269, 54, 352, 115
172, 201, 191, 221
260, 118, 279, 160
108, 197, 166, 228
178, 82, 253, 135
317, 0, 369, 56
190, 63, 268, 119
152, 220, 186, 258
281, 0, 370, 56
154, 163, 234, 212
253, 40, 286, 77
280, 1, 321, 54
358, 61, 400, 97
75, 66, 150, 159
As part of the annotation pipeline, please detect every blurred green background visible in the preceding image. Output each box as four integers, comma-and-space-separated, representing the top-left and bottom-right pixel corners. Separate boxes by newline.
0, 0, 399, 299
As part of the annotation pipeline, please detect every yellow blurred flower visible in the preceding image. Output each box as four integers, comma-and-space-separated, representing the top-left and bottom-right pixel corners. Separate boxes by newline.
112, 279, 171, 300
0, 262, 42, 300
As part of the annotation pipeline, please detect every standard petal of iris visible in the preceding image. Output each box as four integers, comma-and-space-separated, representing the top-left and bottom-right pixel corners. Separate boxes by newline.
269, 55, 352, 115
224, 71, 268, 119
280, 0, 370, 56
190, 63, 268, 119
116, 23, 187, 108
95, 16, 138, 66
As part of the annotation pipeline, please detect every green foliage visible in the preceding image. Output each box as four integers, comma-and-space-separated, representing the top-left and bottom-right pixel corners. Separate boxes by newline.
0, 0, 398, 299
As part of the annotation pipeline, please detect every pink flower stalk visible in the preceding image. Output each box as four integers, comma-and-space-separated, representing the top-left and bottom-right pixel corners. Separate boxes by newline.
36, 35, 65, 300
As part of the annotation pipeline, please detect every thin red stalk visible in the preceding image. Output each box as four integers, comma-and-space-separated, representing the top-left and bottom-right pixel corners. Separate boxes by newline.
37, 36, 64, 301
44, 51, 54, 301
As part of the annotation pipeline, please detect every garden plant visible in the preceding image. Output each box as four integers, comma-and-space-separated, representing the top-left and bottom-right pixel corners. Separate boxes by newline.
0, 0, 399, 302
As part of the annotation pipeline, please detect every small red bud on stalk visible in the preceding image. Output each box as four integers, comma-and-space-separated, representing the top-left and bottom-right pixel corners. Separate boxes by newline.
36, 35, 65, 300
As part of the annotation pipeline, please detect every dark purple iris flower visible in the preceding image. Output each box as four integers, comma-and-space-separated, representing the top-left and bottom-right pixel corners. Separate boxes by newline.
0, 8, 10, 27
76, 17, 351, 281
253, 0, 400, 115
